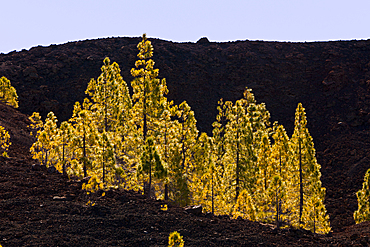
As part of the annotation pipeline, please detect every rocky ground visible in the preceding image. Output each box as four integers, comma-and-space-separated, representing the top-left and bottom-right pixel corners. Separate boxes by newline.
0, 101, 368, 247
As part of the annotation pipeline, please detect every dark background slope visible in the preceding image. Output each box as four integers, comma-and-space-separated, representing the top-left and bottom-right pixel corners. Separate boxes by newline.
1, 37, 370, 231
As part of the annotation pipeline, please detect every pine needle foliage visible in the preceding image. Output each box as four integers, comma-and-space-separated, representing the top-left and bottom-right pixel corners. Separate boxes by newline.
0, 126, 11, 157
137, 137, 167, 198
290, 103, 330, 233
168, 231, 184, 247
0, 76, 18, 108
29, 112, 58, 167
354, 169, 370, 223
232, 189, 256, 221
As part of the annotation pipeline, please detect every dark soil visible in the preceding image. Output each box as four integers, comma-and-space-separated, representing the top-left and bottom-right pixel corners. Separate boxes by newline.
1, 37, 370, 245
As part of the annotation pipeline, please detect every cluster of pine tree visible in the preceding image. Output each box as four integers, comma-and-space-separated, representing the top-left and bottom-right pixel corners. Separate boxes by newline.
29, 34, 330, 234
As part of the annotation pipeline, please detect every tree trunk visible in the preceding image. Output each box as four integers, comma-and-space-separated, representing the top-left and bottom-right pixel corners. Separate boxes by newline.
83, 131, 87, 178
236, 124, 240, 201
102, 145, 106, 184
212, 173, 215, 214
164, 183, 169, 200
62, 143, 66, 176
299, 138, 303, 228
276, 187, 280, 229
148, 160, 152, 199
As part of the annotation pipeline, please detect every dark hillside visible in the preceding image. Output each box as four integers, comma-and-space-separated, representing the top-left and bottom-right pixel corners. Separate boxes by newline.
1, 37, 370, 231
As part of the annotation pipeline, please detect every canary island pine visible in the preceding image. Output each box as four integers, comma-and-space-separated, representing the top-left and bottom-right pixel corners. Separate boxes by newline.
171, 101, 198, 206
130, 33, 169, 144
354, 169, 370, 223
54, 121, 73, 176
168, 231, 184, 247
269, 124, 292, 228
30, 112, 58, 167
130, 34, 170, 196
0, 76, 18, 108
0, 126, 11, 157
137, 137, 167, 198
232, 189, 256, 221
192, 132, 219, 214
85, 57, 132, 184
68, 99, 98, 179
290, 103, 330, 233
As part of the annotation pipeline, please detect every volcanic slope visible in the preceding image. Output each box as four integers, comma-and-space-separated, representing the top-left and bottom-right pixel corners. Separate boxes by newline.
0, 102, 368, 247
2, 37, 370, 231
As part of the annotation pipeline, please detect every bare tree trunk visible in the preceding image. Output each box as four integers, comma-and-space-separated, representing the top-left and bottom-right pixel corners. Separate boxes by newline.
276, 186, 280, 229
299, 139, 303, 228
164, 183, 169, 200
236, 125, 240, 201
212, 173, 215, 214
62, 143, 66, 176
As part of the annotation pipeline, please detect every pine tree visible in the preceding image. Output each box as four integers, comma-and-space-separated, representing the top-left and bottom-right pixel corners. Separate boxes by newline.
0, 126, 11, 157
290, 103, 330, 233
29, 112, 44, 147
223, 98, 256, 204
232, 189, 256, 221
168, 101, 198, 206
130, 33, 168, 143
210, 99, 230, 214
0, 76, 18, 108
130, 34, 170, 196
168, 231, 184, 247
354, 169, 370, 223
85, 57, 132, 184
54, 121, 73, 176
137, 137, 167, 198
155, 101, 178, 200
192, 132, 219, 214
212, 99, 229, 178
254, 132, 273, 222
269, 124, 292, 228
69, 99, 98, 179
266, 175, 285, 228
30, 112, 58, 167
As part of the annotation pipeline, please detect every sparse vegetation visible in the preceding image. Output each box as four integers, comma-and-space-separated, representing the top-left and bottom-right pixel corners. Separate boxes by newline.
168, 231, 184, 247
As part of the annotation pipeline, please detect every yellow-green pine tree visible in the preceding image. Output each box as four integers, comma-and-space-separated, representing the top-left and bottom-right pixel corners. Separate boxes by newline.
291, 103, 330, 233
0, 126, 11, 157
354, 169, 370, 223
130, 34, 169, 143
137, 137, 167, 198
192, 132, 219, 214
211, 99, 231, 214
155, 101, 178, 199
223, 98, 255, 204
130, 34, 170, 196
269, 124, 292, 228
168, 231, 184, 247
30, 112, 58, 167
54, 121, 73, 176
169, 101, 198, 206
85, 57, 131, 184
69, 100, 98, 179
0, 76, 18, 108
232, 189, 256, 221
254, 133, 273, 222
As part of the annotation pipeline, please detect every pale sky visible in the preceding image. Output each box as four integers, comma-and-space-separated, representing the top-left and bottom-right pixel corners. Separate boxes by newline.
1, 0, 370, 54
